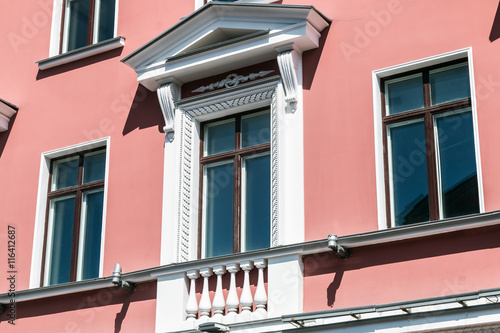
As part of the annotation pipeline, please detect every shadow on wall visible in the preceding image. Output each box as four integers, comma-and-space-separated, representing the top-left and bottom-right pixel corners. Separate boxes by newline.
122, 85, 164, 136
303, 224, 500, 308
490, 0, 500, 42
302, 26, 330, 91
0, 282, 156, 332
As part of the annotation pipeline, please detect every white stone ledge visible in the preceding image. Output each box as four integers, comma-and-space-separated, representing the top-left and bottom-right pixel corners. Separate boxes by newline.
36, 36, 125, 70
3, 210, 500, 305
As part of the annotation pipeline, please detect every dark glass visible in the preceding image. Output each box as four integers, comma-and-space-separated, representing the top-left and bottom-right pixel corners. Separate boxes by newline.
430, 64, 470, 105
66, 0, 90, 51
241, 112, 270, 148
80, 190, 104, 280
83, 151, 106, 183
204, 162, 234, 257
243, 154, 270, 251
48, 196, 76, 285
205, 120, 235, 156
386, 75, 424, 115
97, 0, 115, 42
390, 121, 430, 226
52, 157, 79, 190
436, 111, 479, 218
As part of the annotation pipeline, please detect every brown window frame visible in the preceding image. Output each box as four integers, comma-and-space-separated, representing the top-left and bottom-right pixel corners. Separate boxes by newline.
40, 148, 105, 286
381, 59, 474, 228
198, 108, 271, 259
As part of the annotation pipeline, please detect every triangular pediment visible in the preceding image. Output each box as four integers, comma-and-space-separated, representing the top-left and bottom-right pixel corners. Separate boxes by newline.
122, 3, 330, 90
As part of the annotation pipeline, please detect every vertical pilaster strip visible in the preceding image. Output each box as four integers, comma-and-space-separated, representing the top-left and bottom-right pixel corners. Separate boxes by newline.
178, 113, 193, 262
271, 85, 279, 247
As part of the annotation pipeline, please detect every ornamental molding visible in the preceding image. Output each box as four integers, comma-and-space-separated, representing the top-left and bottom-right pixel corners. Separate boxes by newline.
157, 81, 180, 141
276, 48, 300, 113
179, 80, 278, 118
192, 70, 275, 93
176, 81, 280, 260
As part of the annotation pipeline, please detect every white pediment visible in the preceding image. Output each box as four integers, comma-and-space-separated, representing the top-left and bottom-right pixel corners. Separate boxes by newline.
122, 3, 330, 91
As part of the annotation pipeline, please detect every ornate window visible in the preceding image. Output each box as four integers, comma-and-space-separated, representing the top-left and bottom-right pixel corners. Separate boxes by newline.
200, 109, 271, 258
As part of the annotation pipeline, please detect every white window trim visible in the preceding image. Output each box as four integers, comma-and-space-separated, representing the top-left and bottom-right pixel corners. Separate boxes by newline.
30, 137, 110, 288
160, 74, 305, 265
48, 0, 119, 58
372, 47, 484, 230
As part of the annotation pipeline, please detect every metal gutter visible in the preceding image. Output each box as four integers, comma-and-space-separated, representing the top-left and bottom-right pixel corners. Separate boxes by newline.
2, 210, 500, 305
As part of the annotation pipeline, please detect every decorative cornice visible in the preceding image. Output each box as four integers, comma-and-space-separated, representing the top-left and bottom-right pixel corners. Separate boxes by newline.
192, 70, 275, 93
157, 81, 180, 141
276, 48, 300, 113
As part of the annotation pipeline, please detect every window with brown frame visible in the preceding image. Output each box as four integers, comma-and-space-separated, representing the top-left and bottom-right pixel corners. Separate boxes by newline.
60, 0, 116, 53
381, 59, 480, 228
42, 148, 106, 286
199, 109, 271, 258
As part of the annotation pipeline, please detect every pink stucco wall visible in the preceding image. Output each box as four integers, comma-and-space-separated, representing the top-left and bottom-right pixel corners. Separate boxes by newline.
0, 0, 194, 330
2, 0, 500, 328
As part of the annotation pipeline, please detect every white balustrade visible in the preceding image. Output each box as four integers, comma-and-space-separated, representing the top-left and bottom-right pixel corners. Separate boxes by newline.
185, 270, 199, 320
184, 259, 268, 323
198, 267, 213, 320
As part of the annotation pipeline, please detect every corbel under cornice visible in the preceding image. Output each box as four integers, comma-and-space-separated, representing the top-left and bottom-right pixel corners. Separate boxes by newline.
157, 79, 180, 141
276, 45, 300, 113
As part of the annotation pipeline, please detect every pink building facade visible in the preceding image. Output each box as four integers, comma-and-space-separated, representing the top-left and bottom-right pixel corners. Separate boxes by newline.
1, 0, 500, 332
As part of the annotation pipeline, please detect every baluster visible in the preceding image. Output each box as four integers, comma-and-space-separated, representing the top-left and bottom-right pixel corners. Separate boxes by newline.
186, 270, 200, 320
253, 259, 268, 317
240, 261, 254, 315
226, 263, 240, 319
212, 265, 226, 320
198, 267, 213, 321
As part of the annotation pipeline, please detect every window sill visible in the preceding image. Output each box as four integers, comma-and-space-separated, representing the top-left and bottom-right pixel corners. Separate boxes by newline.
36, 36, 125, 70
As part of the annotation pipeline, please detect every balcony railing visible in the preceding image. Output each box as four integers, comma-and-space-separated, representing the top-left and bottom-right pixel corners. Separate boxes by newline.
186, 259, 268, 323
154, 250, 304, 332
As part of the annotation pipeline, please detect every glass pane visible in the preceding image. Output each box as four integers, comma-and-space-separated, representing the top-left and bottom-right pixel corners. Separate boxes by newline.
241, 112, 270, 148
97, 0, 115, 42
204, 120, 235, 156
204, 161, 234, 257
243, 153, 270, 251
52, 157, 79, 190
389, 120, 429, 226
80, 190, 104, 280
66, 0, 90, 51
47, 196, 76, 285
436, 111, 479, 218
386, 75, 424, 115
83, 151, 106, 183
430, 64, 470, 105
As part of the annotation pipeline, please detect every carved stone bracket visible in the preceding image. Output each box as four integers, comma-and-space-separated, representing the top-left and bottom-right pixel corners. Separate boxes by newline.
157, 81, 180, 141
276, 47, 300, 113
